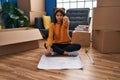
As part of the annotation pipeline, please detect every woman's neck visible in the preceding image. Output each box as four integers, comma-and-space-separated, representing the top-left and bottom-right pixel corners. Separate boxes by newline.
57, 21, 62, 24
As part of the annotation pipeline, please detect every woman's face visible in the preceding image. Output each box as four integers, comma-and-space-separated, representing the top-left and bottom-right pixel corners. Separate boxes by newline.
56, 12, 64, 24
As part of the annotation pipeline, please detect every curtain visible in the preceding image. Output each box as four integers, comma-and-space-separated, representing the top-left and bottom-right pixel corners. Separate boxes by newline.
45, 0, 56, 18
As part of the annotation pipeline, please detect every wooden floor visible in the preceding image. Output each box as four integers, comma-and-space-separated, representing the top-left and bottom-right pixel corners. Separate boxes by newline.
0, 40, 120, 80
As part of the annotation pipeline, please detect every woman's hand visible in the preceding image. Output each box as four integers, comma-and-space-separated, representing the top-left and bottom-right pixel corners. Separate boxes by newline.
47, 46, 53, 53
63, 16, 69, 23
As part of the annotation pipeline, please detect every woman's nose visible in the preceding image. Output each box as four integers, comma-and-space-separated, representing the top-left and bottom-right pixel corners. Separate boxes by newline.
58, 16, 62, 18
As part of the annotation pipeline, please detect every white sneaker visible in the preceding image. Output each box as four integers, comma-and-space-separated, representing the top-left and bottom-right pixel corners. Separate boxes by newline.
68, 51, 78, 56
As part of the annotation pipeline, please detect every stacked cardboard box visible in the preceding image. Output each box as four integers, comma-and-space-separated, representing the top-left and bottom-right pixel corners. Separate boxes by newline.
92, 0, 120, 53
72, 31, 90, 47
92, 30, 120, 53
18, 0, 46, 25
93, 7, 120, 31
0, 27, 43, 56
97, 0, 120, 7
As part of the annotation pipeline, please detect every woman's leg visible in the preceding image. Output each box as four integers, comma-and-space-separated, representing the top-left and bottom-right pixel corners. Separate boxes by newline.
62, 43, 81, 56
44, 43, 67, 54
52, 43, 81, 54
63, 43, 81, 52
51, 44, 70, 54
44, 43, 81, 56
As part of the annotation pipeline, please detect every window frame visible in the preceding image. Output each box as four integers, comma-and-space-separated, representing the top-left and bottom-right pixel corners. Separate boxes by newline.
56, 0, 97, 17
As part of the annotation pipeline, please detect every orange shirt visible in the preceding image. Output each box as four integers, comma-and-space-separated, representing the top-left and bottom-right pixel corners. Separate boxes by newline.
46, 21, 71, 47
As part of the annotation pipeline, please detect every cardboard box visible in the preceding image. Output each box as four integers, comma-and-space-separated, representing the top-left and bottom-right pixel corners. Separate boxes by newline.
72, 31, 90, 47
92, 30, 120, 53
97, 0, 120, 7
0, 27, 43, 55
92, 7, 120, 31
25, 11, 46, 25
18, 0, 45, 12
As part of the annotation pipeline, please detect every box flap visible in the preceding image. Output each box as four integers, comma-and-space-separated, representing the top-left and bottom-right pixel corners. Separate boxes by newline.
0, 28, 43, 46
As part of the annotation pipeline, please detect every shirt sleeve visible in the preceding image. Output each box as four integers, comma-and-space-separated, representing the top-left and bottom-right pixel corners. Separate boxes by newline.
46, 23, 54, 47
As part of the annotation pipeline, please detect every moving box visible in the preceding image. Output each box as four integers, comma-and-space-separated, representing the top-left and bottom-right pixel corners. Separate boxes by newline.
92, 7, 120, 31
0, 27, 43, 55
72, 31, 90, 47
92, 30, 120, 53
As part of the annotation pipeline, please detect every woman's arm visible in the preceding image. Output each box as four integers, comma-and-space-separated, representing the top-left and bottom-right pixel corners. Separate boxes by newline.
63, 16, 70, 27
46, 23, 54, 48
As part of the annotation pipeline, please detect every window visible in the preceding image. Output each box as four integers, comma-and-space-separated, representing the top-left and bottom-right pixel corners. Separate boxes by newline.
57, 0, 97, 17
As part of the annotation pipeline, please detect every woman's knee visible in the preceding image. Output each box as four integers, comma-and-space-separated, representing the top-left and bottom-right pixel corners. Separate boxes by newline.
78, 44, 81, 49
74, 44, 81, 50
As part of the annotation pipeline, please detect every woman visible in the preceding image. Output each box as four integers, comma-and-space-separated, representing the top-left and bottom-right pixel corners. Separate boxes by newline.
45, 8, 81, 56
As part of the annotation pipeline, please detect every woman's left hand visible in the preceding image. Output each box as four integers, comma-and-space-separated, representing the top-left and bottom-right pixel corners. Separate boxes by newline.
47, 46, 53, 53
